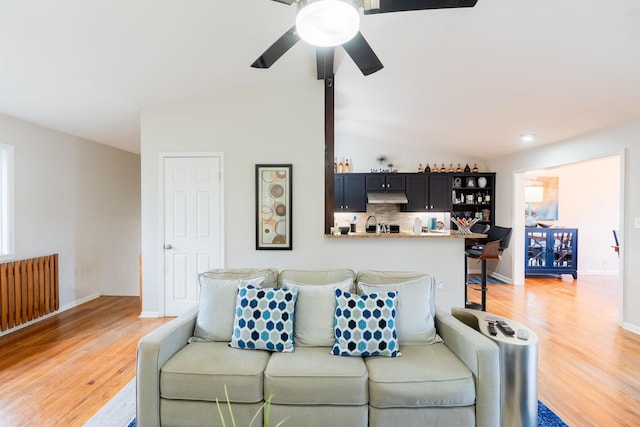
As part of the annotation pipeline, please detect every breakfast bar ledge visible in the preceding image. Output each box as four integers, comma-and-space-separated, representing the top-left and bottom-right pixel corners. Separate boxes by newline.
325, 231, 487, 239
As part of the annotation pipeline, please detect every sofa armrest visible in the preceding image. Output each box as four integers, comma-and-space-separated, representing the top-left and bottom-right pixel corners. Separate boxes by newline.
136, 305, 198, 427
435, 309, 500, 427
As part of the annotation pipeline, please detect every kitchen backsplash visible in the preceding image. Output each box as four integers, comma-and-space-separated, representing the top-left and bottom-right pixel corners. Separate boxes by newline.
334, 205, 451, 234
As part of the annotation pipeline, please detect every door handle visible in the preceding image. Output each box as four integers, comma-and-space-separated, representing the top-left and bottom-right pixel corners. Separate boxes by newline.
164, 244, 173, 250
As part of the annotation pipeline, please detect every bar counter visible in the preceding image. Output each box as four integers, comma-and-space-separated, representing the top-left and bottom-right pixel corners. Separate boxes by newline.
325, 231, 487, 239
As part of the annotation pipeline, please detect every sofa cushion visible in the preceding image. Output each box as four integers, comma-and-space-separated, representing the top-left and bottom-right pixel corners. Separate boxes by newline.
200, 268, 279, 287
365, 343, 476, 408
160, 341, 270, 403
265, 346, 368, 405
230, 284, 297, 352
191, 268, 278, 342
278, 269, 356, 287
331, 288, 400, 357
191, 276, 266, 342
359, 276, 442, 345
282, 278, 352, 346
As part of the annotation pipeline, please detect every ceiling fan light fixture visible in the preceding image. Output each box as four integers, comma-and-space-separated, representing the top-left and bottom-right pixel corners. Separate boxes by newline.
296, 0, 360, 47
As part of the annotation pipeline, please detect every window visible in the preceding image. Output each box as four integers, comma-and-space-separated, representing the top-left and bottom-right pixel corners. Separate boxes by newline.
0, 144, 14, 260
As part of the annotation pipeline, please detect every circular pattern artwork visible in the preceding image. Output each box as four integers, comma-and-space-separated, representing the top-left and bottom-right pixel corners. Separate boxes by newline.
258, 166, 291, 249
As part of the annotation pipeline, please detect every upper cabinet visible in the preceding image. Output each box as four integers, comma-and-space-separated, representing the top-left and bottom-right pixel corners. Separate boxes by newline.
404, 174, 452, 212
333, 172, 496, 222
335, 173, 366, 212
365, 173, 406, 192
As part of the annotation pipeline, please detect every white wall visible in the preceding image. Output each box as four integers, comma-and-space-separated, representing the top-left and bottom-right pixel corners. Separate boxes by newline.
140, 78, 471, 317
489, 119, 640, 333
0, 114, 141, 335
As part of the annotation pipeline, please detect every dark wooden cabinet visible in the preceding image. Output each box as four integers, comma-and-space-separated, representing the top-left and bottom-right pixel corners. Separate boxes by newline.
429, 174, 453, 211
525, 227, 578, 279
404, 174, 452, 212
451, 172, 495, 225
334, 173, 366, 212
334, 171, 497, 219
365, 173, 406, 192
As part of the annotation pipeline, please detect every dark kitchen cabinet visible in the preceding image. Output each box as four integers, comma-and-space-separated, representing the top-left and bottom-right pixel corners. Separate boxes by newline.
335, 173, 366, 212
365, 173, 406, 192
404, 174, 452, 212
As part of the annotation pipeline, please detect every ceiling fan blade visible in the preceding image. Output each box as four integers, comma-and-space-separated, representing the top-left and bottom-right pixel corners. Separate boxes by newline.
271, 0, 296, 4
251, 26, 300, 69
316, 47, 335, 80
364, 0, 477, 15
342, 32, 383, 76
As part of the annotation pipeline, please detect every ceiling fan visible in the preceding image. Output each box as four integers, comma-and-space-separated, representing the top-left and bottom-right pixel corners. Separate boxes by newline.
251, 0, 478, 79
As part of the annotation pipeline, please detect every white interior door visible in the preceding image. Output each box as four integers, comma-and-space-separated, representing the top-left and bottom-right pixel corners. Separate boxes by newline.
164, 156, 222, 316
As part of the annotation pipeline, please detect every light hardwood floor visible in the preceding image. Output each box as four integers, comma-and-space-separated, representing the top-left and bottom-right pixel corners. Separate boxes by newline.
468, 274, 640, 426
0, 296, 170, 427
1, 277, 639, 426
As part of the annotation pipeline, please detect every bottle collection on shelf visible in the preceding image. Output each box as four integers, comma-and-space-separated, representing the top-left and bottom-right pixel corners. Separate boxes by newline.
453, 209, 491, 222
334, 159, 483, 175
452, 191, 491, 205
417, 163, 479, 173
334, 157, 352, 173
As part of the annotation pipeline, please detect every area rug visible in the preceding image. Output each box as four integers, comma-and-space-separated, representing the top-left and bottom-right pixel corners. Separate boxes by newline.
91, 378, 569, 427
83, 378, 136, 427
468, 275, 507, 285
538, 400, 569, 426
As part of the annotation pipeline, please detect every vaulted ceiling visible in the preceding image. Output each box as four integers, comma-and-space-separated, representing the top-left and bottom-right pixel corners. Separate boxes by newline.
2, 0, 639, 158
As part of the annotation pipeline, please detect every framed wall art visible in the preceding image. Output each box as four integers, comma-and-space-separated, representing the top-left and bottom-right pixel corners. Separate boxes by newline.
526, 176, 559, 221
256, 164, 292, 250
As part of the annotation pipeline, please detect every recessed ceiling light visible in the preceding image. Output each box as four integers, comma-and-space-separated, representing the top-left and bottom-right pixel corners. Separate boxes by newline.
520, 133, 537, 143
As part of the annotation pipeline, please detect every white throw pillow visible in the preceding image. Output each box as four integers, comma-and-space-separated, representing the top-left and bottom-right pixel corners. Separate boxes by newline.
191, 275, 265, 342
283, 278, 352, 347
359, 277, 442, 345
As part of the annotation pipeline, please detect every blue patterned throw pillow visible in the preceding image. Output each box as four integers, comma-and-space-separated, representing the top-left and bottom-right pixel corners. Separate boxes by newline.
331, 288, 400, 357
230, 284, 297, 352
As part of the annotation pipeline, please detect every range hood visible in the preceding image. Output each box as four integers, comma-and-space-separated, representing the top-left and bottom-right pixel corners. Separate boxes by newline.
367, 192, 409, 204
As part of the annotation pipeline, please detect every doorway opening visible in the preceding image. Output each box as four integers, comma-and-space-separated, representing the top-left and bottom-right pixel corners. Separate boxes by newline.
513, 154, 622, 320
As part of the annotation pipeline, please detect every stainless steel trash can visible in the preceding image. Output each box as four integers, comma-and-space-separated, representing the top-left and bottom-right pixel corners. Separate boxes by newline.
452, 307, 539, 427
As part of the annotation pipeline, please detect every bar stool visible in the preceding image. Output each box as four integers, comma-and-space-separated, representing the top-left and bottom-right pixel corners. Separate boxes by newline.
465, 225, 512, 311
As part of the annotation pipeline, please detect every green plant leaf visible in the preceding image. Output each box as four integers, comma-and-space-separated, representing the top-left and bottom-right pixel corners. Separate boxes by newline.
218, 386, 287, 427
215, 398, 227, 427
224, 385, 237, 427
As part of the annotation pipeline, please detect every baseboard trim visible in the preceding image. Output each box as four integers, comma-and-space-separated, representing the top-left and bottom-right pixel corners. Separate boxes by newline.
491, 272, 512, 284
59, 293, 101, 312
622, 322, 640, 336
139, 311, 161, 319
578, 270, 620, 276
0, 293, 101, 337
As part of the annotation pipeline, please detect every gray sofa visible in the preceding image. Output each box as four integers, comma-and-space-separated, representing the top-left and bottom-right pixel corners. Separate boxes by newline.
137, 268, 500, 427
